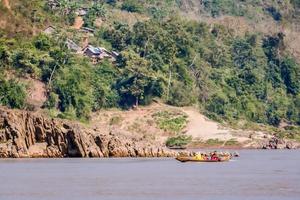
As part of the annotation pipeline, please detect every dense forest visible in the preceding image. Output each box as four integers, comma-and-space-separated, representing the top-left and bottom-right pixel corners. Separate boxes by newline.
0, 0, 300, 134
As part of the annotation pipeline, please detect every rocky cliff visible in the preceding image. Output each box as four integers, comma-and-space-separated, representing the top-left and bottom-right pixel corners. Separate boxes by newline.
0, 107, 176, 158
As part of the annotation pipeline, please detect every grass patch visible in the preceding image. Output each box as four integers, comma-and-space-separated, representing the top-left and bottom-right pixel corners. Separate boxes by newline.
224, 138, 239, 146
153, 110, 188, 134
166, 135, 192, 148
205, 138, 224, 146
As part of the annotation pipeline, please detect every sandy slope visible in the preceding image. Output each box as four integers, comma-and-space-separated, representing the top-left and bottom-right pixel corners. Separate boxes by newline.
181, 107, 252, 144
89, 103, 252, 146
182, 107, 233, 140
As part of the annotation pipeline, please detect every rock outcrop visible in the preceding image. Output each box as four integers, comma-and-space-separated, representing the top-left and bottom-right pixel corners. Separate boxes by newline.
259, 137, 300, 150
0, 107, 177, 158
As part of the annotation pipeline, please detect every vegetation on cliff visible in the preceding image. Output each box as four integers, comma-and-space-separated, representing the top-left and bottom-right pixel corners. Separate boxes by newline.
0, 0, 300, 139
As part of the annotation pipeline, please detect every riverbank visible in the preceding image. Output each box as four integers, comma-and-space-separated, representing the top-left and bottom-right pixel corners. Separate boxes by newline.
0, 106, 299, 158
0, 106, 177, 158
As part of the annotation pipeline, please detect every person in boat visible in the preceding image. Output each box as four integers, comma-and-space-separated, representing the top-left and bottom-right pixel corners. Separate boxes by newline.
211, 151, 219, 161
195, 153, 204, 160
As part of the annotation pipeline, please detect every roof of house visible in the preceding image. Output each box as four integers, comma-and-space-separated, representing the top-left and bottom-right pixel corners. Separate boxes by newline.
66, 39, 81, 52
81, 27, 95, 33
85, 45, 102, 55
111, 51, 120, 57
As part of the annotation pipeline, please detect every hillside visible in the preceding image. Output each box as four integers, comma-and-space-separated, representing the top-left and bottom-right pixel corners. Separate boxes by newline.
0, 0, 300, 147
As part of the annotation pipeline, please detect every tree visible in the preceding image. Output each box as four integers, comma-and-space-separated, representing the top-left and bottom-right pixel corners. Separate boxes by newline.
0, 79, 26, 109
0, 44, 11, 67
281, 57, 300, 95
84, 3, 107, 28
116, 50, 159, 108
231, 38, 255, 69
103, 22, 132, 51
53, 65, 93, 120
121, 0, 143, 13
34, 34, 51, 51
92, 61, 119, 110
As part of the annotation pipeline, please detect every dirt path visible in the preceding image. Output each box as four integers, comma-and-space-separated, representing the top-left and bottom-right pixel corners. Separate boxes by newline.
72, 16, 84, 29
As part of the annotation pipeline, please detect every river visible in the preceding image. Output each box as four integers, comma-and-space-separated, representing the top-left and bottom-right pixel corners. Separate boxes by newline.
0, 150, 299, 200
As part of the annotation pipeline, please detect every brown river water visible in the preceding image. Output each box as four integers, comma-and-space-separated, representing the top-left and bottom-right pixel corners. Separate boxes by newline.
0, 150, 299, 200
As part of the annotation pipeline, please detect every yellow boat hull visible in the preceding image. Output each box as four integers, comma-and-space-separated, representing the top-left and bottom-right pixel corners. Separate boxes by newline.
176, 156, 230, 163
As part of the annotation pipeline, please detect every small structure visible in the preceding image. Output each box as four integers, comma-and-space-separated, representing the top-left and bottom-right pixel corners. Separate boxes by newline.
81, 27, 95, 33
83, 45, 102, 64
83, 45, 117, 64
43, 26, 56, 35
66, 39, 81, 53
111, 51, 120, 59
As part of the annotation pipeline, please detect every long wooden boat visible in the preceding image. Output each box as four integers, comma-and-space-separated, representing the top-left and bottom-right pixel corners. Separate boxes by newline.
176, 156, 230, 163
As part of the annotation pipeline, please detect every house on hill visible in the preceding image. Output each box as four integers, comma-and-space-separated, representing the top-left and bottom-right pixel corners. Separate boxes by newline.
83, 45, 117, 64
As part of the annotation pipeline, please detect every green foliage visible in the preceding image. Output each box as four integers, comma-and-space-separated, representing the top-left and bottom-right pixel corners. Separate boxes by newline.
206, 93, 228, 116
291, 0, 300, 8
84, 3, 107, 28
281, 57, 300, 95
203, 0, 245, 17
0, 44, 11, 67
44, 92, 59, 109
205, 138, 223, 145
224, 138, 239, 146
53, 64, 93, 120
103, 22, 132, 51
92, 61, 119, 110
168, 81, 196, 107
166, 135, 192, 147
265, 7, 282, 21
34, 34, 51, 51
0, 78, 26, 109
121, 0, 143, 13
1, 0, 300, 131
153, 110, 188, 134
115, 50, 163, 108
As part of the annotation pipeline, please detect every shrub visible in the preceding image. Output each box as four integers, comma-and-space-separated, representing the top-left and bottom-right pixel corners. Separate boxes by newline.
153, 110, 188, 134
44, 92, 59, 109
265, 7, 282, 21
166, 135, 192, 147
225, 138, 239, 146
34, 34, 51, 51
53, 65, 93, 120
167, 81, 196, 107
0, 79, 26, 109
121, 0, 143, 13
